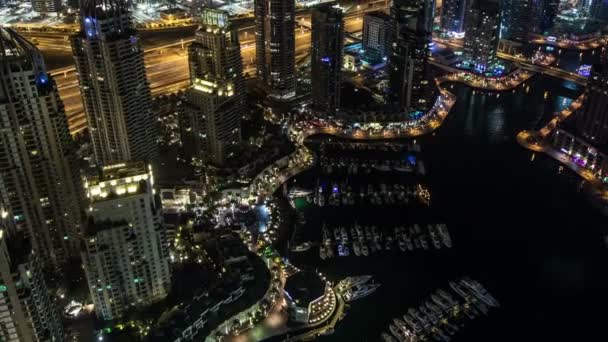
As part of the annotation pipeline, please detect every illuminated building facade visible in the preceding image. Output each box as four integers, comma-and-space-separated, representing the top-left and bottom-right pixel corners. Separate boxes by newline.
183, 78, 240, 166
462, 0, 501, 73
440, 0, 470, 36
0, 226, 64, 342
82, 162, 171, 321
500, 0, 534, 42
284, 270, 335, 324
71, 0, 158, 166
255, 0, 297, 101
576, 64, 608, 146
311, 3, 344, 116
183, 8, 242, 166
362, 11, 392, 64
389, 0, 435, 112
0, 28, 83, 271
31, 0, 62, 14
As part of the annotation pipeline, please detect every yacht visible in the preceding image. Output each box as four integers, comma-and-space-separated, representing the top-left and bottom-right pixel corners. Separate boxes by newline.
437, 224, 452, 248
361, 242, 370, 256
437, 289, 458, 307
428, 224, 442, 249
409, 307, 429, 328
326, 244, 334, 258
385, 236, 393, 251
460, 278, 499, 307
389, 324, 408, 342
430, 326, 450, 342
353, 241, 362, 256
340, 226, 349, 242
291, 242, 311, 252
344, 283, 380, 301
320, 245, 327, 260
340, 275, 372, 288
431, 293, 452, 311
404, 233, 414, 251
403, 312, 423, 333
449, 281, 470, 300
420, 233, 429, 250
365, 226, 373, 241
382, 332, 398, 342
333, 227, 341, 241
420, 303, 438, 324
398, 237, 407, 252
355, 222, 363, 238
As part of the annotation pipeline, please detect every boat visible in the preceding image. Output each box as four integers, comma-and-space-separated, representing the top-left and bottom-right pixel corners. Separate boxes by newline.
339, 275, 372, 288
420, 303, 438, 324
353, 241, 361, 256
409, 307, 429, 328
389, 324, 408, 342
326, 244, 334, 258
425, 300, 444, 317
437, 224, 452, 248
320, 245, 327, 260
343, 245, 350, 256
365, 226, 373, 241
343, 283, 380, 301
460, 278, 499, 307
430, 326, 450, 342
291, 242, 312, 252
420, 233, 429, 250
333, 227, 341, 241
398, 237, 407, 252
428, 224, 442, 249
449, 281, 470, 300
361, 242, 370, 256
375, 164, 391, 172
381, 332, 398, 342
404, 233, 414, 251
431, 294, 452, 311
403, 313, 422, 333
437, 289, 458, 307
385, 236, 393, 251
340, 226, 349, 242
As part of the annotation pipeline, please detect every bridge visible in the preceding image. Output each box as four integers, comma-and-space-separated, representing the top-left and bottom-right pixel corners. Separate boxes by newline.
497, 52, 587, 85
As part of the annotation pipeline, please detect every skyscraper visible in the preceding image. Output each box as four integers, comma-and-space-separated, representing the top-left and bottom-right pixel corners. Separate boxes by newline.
440, 0, 470, 36
82, 162, 171, 321
183, 8, 243, 166
311, 3, 344, 116
71, 0, 158, 166
254, 0, 297, 101
362, 11, 392, 64
462, 0, 501, 73
576, 64, 608, 146
500, 0, 533, 42
0, 27, 83, 271
31, 0, 62, 14
389, 0, 435, 112
0, 225, 64, 342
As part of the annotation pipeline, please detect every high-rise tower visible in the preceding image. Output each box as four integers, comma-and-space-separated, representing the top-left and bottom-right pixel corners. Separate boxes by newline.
71, 0, 158, 166
254, 0, 297, 101
0, 27, 82, 271
82, 162, 171, 321
182, 8, 243, 166
576, 64, 608, 146
311, 3, 344, 116
389, 0, 435, 112
362, 11, 392, 64
440, 0, 470, 36
462, 0, 501, 73
0, 224, 64, 342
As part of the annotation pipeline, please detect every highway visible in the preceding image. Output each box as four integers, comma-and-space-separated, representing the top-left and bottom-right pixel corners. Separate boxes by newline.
54, 16, 364, 134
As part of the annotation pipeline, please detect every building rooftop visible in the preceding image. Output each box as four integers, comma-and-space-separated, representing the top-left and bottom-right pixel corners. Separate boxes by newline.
284, 270, 326, 306
84, 162, 153, 202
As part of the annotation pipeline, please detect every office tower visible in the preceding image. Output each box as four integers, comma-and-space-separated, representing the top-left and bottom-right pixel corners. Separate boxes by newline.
576, 65, 608, 146
0, 226, 64, 342
31, 0, 62, 14
311, 3, 344, 116
440, 0, 470, 36
362, 11, 392, 64
0, 28, 82, 271
183, 8, 243, 166
254, 0, 297, 101
500, 0, 533, 42
71, 0, 158, 166
537, 0, 559, 33
462, 0, 501, 73
389, 0, 435, 112
189, 8, 245, 111
82, 162, 171, 321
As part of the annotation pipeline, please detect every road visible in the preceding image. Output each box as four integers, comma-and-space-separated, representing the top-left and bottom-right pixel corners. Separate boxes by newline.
55, 16, 364, 134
